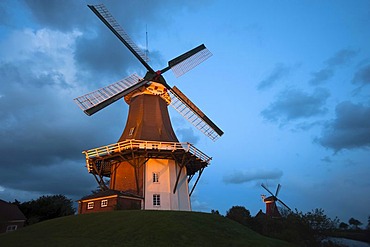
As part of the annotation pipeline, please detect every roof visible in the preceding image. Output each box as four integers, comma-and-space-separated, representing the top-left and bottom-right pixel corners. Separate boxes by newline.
79, 190, 144, 201
255, 209, 266, 218
119, 94, 179, 142
0, 199, 27, 222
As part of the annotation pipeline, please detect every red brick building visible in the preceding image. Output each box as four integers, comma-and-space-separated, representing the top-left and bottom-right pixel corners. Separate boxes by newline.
78, 190, 143, 214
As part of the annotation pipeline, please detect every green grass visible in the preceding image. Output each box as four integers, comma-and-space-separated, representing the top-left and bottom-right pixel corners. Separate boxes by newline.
0, 210, 294, 247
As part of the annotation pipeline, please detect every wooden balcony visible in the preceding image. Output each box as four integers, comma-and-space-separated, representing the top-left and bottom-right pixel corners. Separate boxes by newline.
82, 139, 212, 176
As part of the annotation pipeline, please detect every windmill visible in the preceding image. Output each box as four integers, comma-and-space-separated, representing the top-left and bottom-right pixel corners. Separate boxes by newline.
261, 183, 291, 217
75, 4, 223, 214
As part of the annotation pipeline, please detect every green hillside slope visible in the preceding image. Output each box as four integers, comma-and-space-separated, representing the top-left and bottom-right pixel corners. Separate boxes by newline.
0, 210, 294, 247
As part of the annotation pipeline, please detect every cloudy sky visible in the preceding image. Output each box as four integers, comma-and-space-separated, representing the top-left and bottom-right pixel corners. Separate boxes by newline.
1, 0, 369, 224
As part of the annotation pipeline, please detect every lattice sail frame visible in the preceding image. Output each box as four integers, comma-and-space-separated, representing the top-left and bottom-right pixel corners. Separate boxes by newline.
169, 87, 223, 141
168, 46, 212, 77
91, 4, 148, 64
74, 74, 143, 113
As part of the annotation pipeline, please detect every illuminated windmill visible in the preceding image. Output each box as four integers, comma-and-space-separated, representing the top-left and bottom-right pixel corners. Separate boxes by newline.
75, 4, 223, 214
261, 184, 291, 217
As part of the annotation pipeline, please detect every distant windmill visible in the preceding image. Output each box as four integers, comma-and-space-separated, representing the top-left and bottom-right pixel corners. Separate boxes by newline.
75, 4, 223, 214
261, 183, 291, 217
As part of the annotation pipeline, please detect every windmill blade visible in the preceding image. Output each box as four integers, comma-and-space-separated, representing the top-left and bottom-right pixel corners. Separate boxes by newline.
261, 183, 275, 197
275, 184, 281, 197
165, 44, 212, 77
74, 74, 147, 116
88, 4, 155, 73
277, 198, 291, 211
168, 86, 223, 141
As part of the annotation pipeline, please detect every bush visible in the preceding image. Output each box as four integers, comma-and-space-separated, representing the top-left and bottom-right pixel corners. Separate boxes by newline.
14, 195, 75, 225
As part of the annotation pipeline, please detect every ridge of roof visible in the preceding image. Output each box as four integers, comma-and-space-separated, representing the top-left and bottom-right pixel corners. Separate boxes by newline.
79, 189, 143, 201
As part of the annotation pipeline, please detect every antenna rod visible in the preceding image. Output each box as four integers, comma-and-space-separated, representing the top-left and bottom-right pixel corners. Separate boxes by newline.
145, 25, 149, 62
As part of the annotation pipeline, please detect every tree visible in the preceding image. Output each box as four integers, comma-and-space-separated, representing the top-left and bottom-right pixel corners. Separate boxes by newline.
348, 217, 362, 229
250, 209, 317, 246
367, 216, 370, 230
211, 209, 221, 215
303, 208, 338, 231
15, 195, 76, 225
339, 222, 349, 230
226, 206, 252, 227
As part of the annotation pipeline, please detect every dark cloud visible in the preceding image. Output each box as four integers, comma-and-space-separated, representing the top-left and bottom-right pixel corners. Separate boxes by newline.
23, 0, 90, 31
325, 49, 358, 67
0, 57, 124, 198
0, 2, 10, 26
309, 68, 333, 85
352, 64, 370, 87
316, 101, 370, 152
257, 63, 290, 90
74, 32, 142, 81
321, 156, 332, 163
261, 88, 330, 124
1, 161, 94, 197
0, 1, 31, 29
293, 120, 323, 131
223, 169, 282, 184
309, 48, 358, 85
23, 0, 206, 34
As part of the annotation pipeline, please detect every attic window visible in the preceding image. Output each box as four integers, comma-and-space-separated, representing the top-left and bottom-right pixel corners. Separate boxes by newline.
87, 202, 94, 209
128, 127, 135, 136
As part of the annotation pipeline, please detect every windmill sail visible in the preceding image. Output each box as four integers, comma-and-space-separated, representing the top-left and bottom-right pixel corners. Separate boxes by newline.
88, 4, 154, 73
169, 86, 223, 141
166, 44, 212, 77
78, 4, 223, 141
74, 74, 147, 116
277, 199, 291, 211
261, 183, 275, 196
275, 184, 281, 196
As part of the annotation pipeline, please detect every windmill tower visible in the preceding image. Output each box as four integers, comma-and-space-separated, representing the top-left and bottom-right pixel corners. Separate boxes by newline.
75, 4, 223, 214
261, 184, 291, 218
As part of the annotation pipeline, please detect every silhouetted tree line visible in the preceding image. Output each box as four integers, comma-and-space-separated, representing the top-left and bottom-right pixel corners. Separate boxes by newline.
211, 205, 369, 247
12, 195, 75, 225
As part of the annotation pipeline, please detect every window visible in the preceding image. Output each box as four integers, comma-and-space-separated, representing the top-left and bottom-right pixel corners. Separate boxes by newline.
128, 127, 135, 136
6, 225, 17, 232
153, 172, 159, 183
153, 194, 160, 206
87, 202, 94, 209
101, 199, 108, 207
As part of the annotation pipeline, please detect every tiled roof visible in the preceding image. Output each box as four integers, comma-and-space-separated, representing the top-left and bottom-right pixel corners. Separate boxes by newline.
0, 199, 27, 221
79, 190, 143, 201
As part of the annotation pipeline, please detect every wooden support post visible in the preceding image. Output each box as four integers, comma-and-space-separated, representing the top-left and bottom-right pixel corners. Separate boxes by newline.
189, 167, 204, 197
92, 173, 108, 191
173, 165, 184, 194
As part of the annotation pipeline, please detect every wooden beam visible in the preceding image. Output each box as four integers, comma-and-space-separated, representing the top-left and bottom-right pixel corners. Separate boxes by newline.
173, 165, 184, 194
189, 167, 204, 197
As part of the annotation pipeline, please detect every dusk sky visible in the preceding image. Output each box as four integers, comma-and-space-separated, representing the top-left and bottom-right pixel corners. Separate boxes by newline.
1, 0, 369, 225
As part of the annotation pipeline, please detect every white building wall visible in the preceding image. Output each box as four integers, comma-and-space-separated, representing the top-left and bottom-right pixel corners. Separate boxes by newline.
144, 158, 191, 211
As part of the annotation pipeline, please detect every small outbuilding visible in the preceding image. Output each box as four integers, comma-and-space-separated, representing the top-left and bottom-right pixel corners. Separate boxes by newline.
0, 199, 27, 233
78, 190, 143, 214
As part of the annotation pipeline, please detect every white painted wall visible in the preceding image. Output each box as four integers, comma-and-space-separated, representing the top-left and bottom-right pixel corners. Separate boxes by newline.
144, 158, 191, 211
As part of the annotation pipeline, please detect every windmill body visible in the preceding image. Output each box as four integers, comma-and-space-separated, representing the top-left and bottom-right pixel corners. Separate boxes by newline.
108, 84, 190, 211
75, 4, 222, 214
261, 195, 281, 218
261, 184, 291, 218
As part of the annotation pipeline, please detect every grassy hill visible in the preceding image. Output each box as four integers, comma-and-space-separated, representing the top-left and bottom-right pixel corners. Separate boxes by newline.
0, 210, 295, 247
